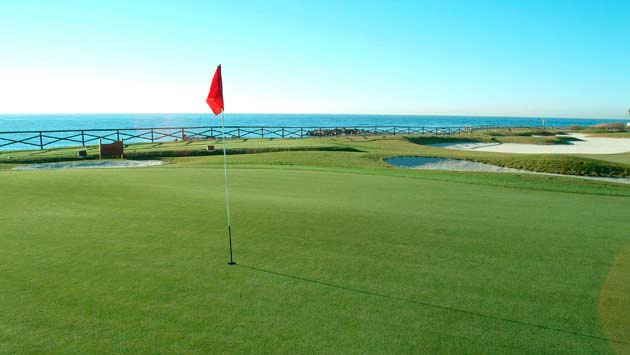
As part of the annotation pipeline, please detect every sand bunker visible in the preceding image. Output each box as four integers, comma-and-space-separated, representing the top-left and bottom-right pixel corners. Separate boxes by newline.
13, 160, 166, 170
385, 157, 630, 184
429, 133, 630, 154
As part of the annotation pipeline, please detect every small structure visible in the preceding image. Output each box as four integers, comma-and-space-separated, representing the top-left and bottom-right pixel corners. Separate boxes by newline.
207, 145, 215, 152
99, 140, 124, 160
77, 150, 87, 158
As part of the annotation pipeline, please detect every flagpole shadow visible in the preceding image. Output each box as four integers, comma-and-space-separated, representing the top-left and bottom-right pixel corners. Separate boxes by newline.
236, 263, 628, 347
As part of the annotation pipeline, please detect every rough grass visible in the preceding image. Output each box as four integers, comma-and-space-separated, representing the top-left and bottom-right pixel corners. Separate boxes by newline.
489, 128, 559, 136
491, 135, 581, 145
469, 155, 630, 178
571, 122, 629, 136
592, 122, 628, 131
0, 138, 351, 164
406, 128, 574, 146
1, 161, 629, 354
585, 132, 630, 138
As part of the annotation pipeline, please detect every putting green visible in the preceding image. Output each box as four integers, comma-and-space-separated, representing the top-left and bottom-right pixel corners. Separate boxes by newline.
1, 160, 629, 354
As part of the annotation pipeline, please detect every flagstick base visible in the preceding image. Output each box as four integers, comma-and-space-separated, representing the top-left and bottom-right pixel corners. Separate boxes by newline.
228, 262, 236, 265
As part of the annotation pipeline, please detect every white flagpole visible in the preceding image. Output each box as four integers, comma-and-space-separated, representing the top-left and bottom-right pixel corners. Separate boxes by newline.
220, 110, 236, 265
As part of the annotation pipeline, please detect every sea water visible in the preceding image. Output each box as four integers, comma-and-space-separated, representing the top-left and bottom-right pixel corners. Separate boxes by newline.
0, 113, 625, 151
0, 113, 623, 132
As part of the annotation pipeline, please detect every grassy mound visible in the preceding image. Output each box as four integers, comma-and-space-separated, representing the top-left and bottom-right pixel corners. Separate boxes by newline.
593, 122, 628, 131
407, 128, 578, 146
474, 155, 630, 177
488, 135, 580, 145
571, 122, 630, 136
485, 128, 559, 136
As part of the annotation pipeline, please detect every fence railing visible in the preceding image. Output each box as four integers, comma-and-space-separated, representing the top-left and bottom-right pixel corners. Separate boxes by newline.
0, 125, 531, 151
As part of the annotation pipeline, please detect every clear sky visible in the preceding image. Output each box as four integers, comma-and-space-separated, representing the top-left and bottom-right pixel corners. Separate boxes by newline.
0, 0, 628, 118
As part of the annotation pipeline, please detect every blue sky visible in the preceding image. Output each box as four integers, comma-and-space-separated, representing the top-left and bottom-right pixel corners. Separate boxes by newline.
0, 0, 628, 117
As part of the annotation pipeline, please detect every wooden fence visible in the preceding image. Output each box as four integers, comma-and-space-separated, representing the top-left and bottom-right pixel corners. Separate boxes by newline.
0, 125, 530, 151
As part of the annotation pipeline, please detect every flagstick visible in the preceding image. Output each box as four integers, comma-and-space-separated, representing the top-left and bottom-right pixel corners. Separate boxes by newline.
220, 110, 236, 265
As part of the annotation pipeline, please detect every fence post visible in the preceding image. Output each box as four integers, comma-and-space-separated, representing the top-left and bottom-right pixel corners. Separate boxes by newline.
181, 128, 185, 140
151, 128, 154, 143
210, 127, 214, 139
300, 127, 303, 138
261, 127, 264, 139
116, 129, 120, 142
81, 130, 85, 146
393, 127, 396, 135
237, 127, 241, 138
282, 127, 285, 138
39, 132, 43, 150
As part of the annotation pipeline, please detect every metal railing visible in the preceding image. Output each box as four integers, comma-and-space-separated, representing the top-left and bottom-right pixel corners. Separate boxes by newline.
0, 125, 530, 151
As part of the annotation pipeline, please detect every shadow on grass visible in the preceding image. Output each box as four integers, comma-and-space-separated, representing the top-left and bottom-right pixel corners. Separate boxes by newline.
237, 263, 629, 347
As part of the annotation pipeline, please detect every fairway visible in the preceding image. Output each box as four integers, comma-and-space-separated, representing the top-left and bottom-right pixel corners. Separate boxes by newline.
1, 155, 629, 354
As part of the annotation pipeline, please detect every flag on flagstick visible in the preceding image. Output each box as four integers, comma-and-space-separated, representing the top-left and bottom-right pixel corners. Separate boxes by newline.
206, 65, 224, 115
206, 64, 235, 265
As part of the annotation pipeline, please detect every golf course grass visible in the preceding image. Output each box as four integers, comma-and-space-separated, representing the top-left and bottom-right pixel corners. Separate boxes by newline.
3, 129, 630, 178
1, 135, 630, 353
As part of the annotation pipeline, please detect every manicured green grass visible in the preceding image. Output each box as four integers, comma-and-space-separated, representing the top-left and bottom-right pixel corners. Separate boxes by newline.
1, 148, 630, 353
577, 153, 630, 166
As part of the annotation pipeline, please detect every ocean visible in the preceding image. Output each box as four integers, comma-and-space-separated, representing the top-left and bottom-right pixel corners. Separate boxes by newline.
0, 113, 625, 151
0, 113, 625, 131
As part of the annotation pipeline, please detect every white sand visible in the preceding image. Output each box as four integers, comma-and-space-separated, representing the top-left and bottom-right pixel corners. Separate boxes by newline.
13, 160, 166, 170
385, 157, 630, 184
428, 133, 630, 154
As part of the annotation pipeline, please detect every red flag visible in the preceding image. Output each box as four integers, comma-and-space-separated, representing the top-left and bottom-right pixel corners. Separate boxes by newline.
206, 65, 224, 115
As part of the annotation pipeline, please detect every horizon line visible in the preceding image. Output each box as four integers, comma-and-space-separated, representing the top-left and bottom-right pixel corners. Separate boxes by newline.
0, 112, 627, 121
